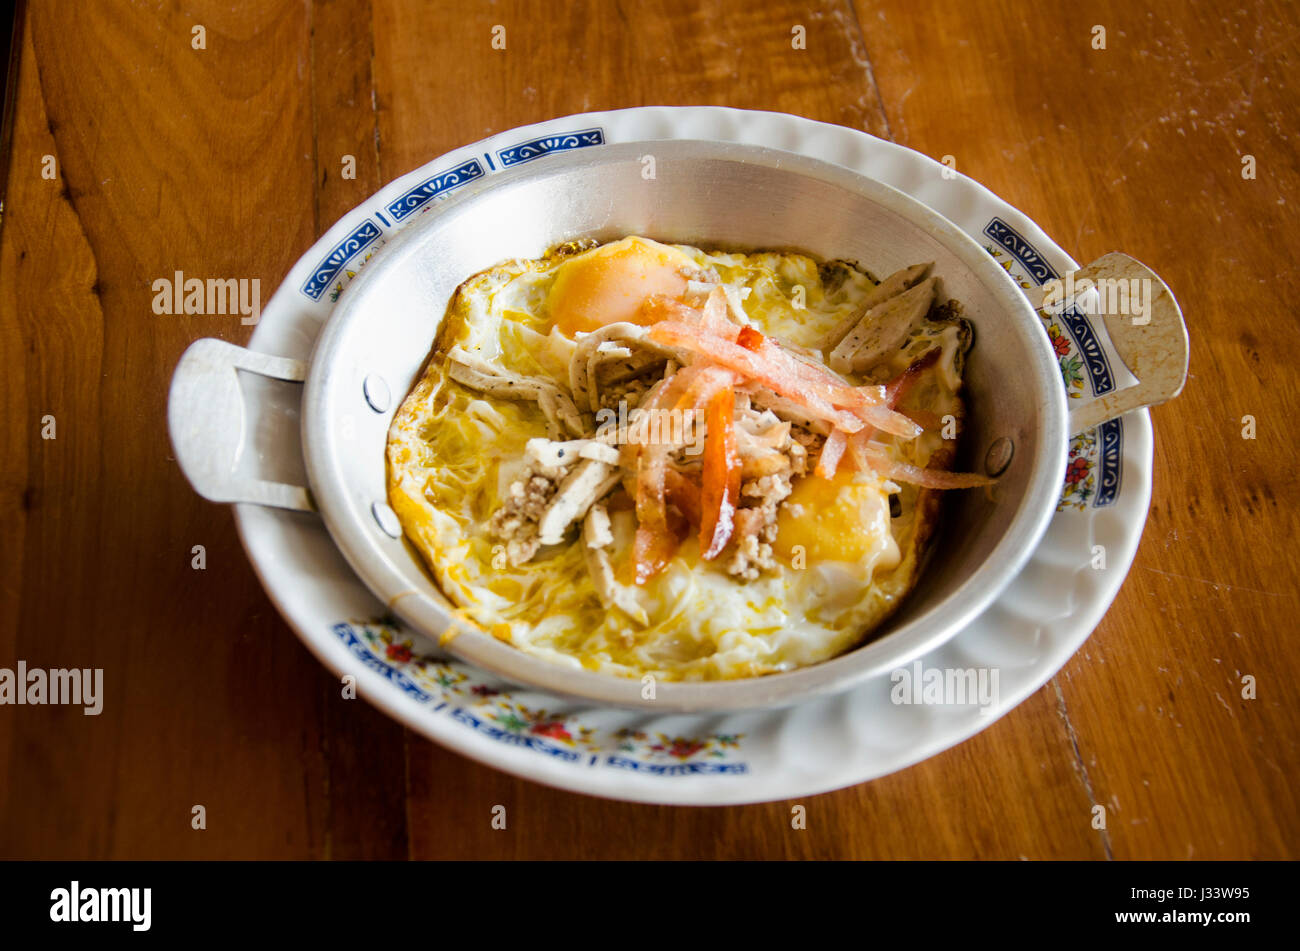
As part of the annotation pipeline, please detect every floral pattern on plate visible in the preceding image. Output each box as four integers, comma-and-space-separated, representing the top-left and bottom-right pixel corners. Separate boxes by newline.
982, 220, 1123, 509
342, 619, 748, 771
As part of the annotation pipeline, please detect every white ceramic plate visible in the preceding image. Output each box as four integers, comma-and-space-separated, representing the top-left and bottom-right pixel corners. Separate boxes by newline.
232, 107, 1151, 805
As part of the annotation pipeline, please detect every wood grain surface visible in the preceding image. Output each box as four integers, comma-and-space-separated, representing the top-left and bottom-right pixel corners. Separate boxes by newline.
1, 0, 1295, 860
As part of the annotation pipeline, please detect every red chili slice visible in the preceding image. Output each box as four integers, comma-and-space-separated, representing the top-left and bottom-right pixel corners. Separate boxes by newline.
736, 325, 764, 351
698, 384, 741, 560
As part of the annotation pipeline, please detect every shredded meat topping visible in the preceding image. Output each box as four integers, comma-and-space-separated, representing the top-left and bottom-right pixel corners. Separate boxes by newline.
476, 259, 950, 593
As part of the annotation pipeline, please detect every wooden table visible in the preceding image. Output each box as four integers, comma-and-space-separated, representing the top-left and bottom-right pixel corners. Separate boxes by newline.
2, 0, 1296, 860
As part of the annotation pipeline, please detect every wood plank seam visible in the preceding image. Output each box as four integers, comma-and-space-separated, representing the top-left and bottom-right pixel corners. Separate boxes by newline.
843, 0, 895, 141
1054, 680, 1113, 859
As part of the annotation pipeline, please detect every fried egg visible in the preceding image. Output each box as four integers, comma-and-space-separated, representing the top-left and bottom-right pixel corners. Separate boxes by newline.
386, 236, 971, 681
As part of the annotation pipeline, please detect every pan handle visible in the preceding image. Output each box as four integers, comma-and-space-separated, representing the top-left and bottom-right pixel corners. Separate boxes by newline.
1038, 252, 1189, 436
168, 338, 316, 512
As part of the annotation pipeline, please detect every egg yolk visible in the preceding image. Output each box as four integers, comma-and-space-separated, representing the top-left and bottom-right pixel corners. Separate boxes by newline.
773, 470, 901, 569
548, 237, 693, 335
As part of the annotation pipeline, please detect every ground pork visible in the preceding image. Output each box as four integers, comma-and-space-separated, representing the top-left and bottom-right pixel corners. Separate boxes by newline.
725, 471, 794, 580
488, 468, 564, 566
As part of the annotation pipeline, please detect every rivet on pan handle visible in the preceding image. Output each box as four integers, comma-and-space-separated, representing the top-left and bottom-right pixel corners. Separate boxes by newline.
167, 338, 316, 512
1038, 252, 1190, 436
